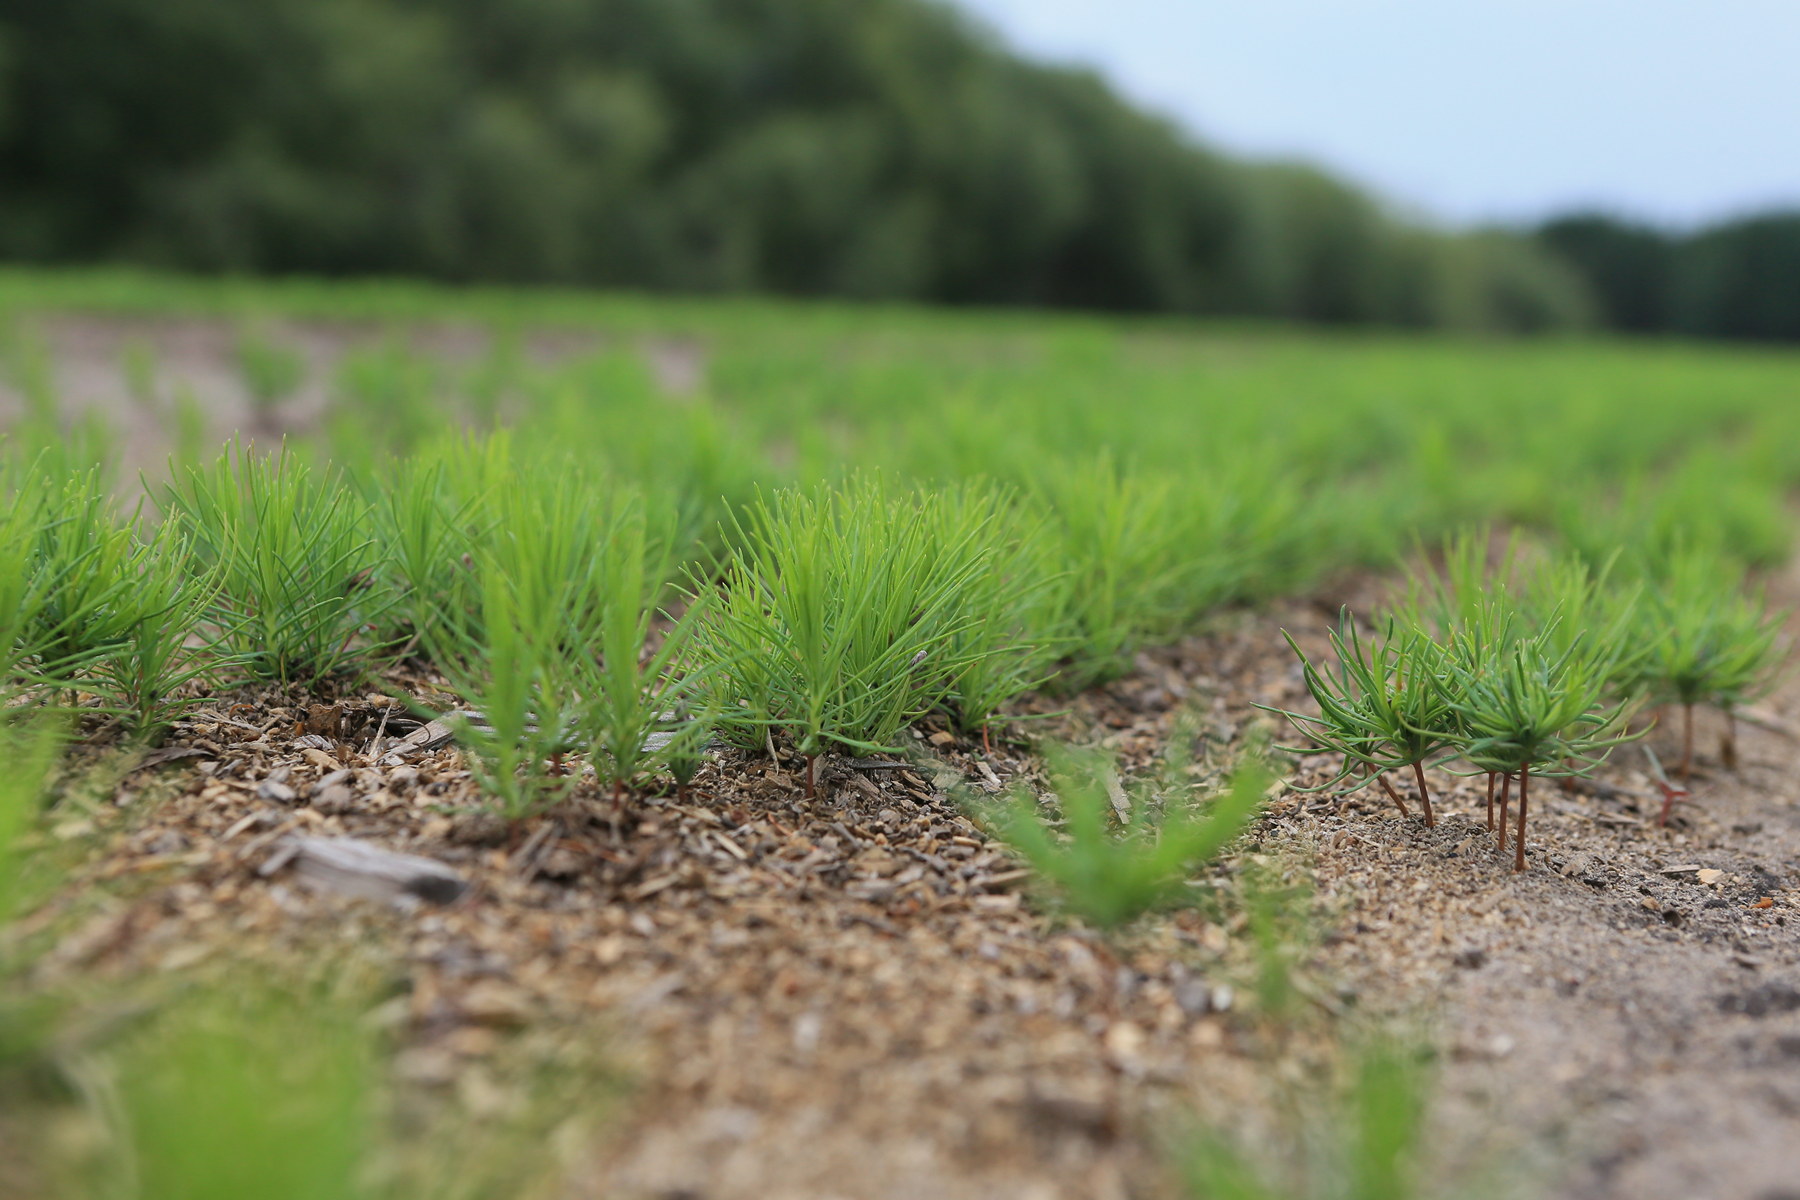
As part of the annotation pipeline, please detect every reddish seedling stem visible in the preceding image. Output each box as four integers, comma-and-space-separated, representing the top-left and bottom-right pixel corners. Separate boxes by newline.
1496, 773, 1512, 853
804, 754, 817, 799
1410, 760, 1436, 828
1514, 763, 1530, 872
1376, 772, 1411, 819
1484, 772, 1496, 831
1655, 780, 1689, 827
1723, 709, 1739, 772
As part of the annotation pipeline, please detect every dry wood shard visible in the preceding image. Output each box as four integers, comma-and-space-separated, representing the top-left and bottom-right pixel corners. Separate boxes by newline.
269, 834, 469, 905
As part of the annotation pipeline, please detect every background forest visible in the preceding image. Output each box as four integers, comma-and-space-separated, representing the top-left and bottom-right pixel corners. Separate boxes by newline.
0, 0, 1794, 339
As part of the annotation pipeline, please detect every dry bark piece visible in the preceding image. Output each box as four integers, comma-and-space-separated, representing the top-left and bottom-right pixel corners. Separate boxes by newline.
269, 834, 469, 905
131, 746, 209, 770
379, 710, 483, 765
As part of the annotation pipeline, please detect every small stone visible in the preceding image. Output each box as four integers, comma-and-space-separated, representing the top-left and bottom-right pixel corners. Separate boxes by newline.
1174, 976, 1214, 1015
459, 980, 535, 1028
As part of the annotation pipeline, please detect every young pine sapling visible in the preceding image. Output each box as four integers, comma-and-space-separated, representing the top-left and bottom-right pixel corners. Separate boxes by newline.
1268, 614, 1459, 828
165, 446, 395, 687
987, 746, 1267, 931
1618, 547, 1784, 787
690, 480, 992, 796
1438, 609, 1634, 870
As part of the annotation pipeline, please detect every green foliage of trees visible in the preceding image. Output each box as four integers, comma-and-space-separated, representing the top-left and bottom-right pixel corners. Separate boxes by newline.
1538, 210, 1800, 342
0, 0, 1585, 332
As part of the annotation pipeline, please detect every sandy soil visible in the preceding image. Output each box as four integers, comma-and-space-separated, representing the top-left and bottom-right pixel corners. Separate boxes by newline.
0, 313, 699, 477
11, 587, 1795, 1200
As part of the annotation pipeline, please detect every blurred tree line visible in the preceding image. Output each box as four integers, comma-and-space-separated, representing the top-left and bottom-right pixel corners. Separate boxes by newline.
0, 0, 1776, 339
1539, 213, 1800, 342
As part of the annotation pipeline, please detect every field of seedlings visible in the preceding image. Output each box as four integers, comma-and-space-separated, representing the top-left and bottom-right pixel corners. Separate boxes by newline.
2, 269, 1800, 1200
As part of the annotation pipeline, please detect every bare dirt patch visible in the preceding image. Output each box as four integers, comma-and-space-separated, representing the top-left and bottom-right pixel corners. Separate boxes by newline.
0, 313, 702, 477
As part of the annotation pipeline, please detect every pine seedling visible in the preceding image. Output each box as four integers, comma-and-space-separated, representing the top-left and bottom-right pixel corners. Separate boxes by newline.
987, 747, 1267, 930
121, 338, 160, 410
85, 526, 221, 738
1395, 528, 1518, 638
1555, 454, 1792, 575
0, 477, 52, 707
9, 461, 215, 737
366, 451, 491, 654
234, 324, 307, 419
425, 564, 582, 819
936, 486, 1072, 747
1517, 551, 1643, 700
574, 497, 712, 800
109, 980, 377, 1200
418, 472, 613, 817
1617, 546, 1785, 785
1032, 456, 1222, 691
15, 467, 150, 694
1439, 608, 1634, 870
690, 479, 993, 795
164, 445, 395, 686
1177, 1038, 1434, 1200
660, 701, 715, 803
1266, 614, 1459, 827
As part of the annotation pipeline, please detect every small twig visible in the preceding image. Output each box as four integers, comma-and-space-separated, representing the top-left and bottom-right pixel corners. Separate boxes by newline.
364, 704, 393, 765
510, 820, 559, 879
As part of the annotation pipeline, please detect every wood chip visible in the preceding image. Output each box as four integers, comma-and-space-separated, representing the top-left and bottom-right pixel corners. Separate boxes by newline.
273, 834, 469, 905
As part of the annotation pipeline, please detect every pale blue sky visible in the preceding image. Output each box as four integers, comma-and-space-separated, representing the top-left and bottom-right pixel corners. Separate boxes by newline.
953, 0, 1800, 228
